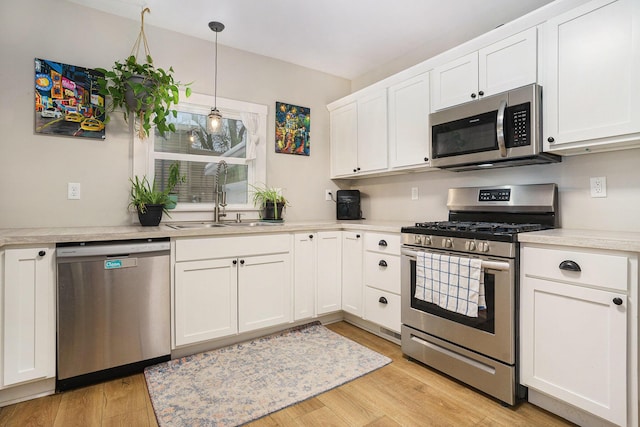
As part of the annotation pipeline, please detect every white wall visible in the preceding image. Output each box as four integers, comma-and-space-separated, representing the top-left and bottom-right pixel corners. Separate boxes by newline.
349, 148, 640, 232
0, 0, 350, 228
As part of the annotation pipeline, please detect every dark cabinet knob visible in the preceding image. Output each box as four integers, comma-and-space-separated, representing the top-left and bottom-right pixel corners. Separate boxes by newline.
356, 234, 361, 238
353, 168, 357, 173
478, 90, 484, 96
232, 259, 237, 265
378, 260, 388, 267
378, 240, 387, 247
559, 260, 581, 272
378, 296, 388, 304
356, 167, 361, 171
309, 234, 314, 239
424, 157, 429, 162
548, 136, 555, 143
38, 250, 46, 257
240, 259, 245, 265
613, 297, 623, 306
471, 93, 477, 99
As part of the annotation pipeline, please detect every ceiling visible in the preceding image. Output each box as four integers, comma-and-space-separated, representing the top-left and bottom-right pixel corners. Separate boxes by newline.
66, 0, 554, 80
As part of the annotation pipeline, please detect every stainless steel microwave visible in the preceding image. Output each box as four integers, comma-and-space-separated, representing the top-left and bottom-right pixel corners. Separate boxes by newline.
430, 84, 560, 171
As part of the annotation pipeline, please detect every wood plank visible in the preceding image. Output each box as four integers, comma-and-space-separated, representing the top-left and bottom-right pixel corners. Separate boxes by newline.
102, 375, 149, 419
53, 383, 104, 427
0, 393, 61, 427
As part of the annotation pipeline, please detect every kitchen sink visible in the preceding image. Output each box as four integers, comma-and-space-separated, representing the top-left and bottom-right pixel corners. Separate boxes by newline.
166, 221, 284, 230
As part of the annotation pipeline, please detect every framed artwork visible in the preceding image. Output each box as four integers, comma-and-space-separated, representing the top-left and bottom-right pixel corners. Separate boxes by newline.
275, 102, 310, 155
34, 58, 105, 139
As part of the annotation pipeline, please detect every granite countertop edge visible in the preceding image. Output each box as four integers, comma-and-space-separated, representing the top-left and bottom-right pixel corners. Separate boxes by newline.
518, 228, 640, 252
0, 220, 407, 248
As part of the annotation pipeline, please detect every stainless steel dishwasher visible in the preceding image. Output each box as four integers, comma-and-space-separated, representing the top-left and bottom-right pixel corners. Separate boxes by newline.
56, 238, 171, 390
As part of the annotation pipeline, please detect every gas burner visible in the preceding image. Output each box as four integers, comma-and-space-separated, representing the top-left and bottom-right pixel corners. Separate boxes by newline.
413, 221, 546, 235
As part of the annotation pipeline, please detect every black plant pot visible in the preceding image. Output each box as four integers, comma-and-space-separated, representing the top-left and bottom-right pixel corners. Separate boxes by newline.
137, 204, 164, 226
262, 201, 285, 220
125, 75, 155, 112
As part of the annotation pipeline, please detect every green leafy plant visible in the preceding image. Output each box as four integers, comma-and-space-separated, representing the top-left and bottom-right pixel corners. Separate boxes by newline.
167, 161, 187, 193
96, 55, 191, 139
250, 184, 289, 220
129, 175, 171, 214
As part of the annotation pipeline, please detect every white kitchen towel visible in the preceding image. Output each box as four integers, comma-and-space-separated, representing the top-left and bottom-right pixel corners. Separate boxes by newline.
415, 252, 485, 317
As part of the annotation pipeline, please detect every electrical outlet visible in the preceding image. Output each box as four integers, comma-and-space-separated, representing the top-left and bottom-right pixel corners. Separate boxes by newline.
411, 187, 418, 200
590, 177, 607, 198
325, 189, 332, 201
68, 182, 81, 200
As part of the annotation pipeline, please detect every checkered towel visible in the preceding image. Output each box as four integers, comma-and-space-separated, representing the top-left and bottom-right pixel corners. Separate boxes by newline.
414, 252, 486, 317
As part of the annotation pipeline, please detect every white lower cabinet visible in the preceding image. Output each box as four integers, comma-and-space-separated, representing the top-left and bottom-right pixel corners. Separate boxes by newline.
341, 232, 363, 316
520, 244, 636, 426
173, 235, 291, 347
316, 231, 342, 315
1, 246, 55, 387
293, 233, 316, 321
363, 232, 401, 333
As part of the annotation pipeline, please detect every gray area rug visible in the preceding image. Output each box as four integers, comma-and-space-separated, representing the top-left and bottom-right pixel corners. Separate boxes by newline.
144, 322, 391, 426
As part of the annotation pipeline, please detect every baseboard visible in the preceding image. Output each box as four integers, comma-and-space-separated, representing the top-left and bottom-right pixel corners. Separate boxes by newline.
0, 378, 55, 408
528, 389, 617, 427
342, 313, 401, 345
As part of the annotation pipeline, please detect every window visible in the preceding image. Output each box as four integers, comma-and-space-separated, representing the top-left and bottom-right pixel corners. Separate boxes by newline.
138, 93, 267, 219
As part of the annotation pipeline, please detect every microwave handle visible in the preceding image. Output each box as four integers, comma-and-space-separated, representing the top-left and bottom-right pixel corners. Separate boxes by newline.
496, 100, 507, 157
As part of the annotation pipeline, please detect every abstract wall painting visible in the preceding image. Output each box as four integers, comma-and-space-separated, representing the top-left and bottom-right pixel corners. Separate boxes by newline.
275, 102, 310, 156
34, 58, 105, 139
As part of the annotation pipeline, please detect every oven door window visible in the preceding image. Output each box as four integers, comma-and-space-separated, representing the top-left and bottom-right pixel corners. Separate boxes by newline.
432, 110, 497, 158
409, 258, 495, 333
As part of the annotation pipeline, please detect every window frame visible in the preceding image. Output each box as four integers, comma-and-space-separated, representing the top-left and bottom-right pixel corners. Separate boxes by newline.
132, 92, 268, 222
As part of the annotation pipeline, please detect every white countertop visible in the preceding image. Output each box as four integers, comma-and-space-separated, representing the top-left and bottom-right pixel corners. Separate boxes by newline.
0, 220, 407, 248
518, 228, 640, 252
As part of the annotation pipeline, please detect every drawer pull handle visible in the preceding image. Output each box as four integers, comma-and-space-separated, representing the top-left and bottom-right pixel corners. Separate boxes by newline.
559, 260, 581, 272
613, 297, 623, 306
378, 260, 387, 267
378, 240, 387, 247
38, 250, 46, 257
378, 296, 388, 304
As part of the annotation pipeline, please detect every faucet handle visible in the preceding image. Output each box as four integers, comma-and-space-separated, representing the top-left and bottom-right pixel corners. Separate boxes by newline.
220, 191, 227, 207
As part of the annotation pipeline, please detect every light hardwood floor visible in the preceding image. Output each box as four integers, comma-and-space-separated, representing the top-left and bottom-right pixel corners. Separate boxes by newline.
0, 322, 574, 426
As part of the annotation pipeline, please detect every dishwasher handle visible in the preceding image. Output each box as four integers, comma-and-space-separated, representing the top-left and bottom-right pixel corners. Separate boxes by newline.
56, 239, 170, 258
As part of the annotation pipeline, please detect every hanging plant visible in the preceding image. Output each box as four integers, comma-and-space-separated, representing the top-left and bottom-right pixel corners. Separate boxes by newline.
96, 8, 191, 139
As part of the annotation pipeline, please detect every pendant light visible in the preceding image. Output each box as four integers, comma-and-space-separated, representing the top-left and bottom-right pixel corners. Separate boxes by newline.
207, 21, 225, 134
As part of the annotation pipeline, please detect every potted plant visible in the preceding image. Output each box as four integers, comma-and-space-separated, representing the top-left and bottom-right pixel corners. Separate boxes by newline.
250, 184, 289, 221
95, 8, 191, 139
166, 161, 187, 209
129, 175, 171, 226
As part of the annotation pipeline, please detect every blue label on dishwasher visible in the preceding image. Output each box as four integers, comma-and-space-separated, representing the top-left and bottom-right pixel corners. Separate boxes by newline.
105, 259, 122, 269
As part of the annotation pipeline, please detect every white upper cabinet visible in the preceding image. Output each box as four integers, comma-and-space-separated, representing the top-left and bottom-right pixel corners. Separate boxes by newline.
431, 27, 538, 111
330, 102, 358, 177
543, 0, 640, 154
388, 72, 432, 169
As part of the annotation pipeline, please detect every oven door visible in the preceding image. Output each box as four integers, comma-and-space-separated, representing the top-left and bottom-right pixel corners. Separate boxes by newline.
401, 246, 515, 364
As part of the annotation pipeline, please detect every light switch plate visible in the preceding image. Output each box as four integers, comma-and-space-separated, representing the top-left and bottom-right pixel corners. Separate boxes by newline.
411, 187, 418, 200
68, 182, 81, 200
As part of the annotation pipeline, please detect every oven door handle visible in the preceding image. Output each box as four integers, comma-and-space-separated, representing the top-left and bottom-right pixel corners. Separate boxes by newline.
401, 248, 510, 271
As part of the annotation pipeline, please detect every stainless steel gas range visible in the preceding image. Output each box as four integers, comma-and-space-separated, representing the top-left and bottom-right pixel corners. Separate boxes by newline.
400, 183, 558, 406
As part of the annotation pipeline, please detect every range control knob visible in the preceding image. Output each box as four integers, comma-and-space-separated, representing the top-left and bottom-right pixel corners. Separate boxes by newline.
442, 238, 453, 249
478, 242, 490, 253
465, 241, 476, 251
414, 235, 422, 245
423, 236, 432, 246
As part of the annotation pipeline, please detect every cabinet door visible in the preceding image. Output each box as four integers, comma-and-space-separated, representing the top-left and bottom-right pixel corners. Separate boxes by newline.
431, 52, 479, 110
238, 253, 292, 333
330, 102, 358, 177
174, 258, 238, 347
543, 0, 640, 151
293, 233, 316, 321
357, 90, 388, 173
3, 247, 55, 386
388, 72, 431, 169
341, 232, 363, 316
479, 27, 537, 97
520, 276, 627, 426
316, 232, 342, 314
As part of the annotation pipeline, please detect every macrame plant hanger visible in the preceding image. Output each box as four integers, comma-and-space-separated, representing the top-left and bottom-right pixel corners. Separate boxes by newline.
130, 7, 152, 139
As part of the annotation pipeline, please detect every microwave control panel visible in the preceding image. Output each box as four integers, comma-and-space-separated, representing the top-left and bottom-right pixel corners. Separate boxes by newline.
506, 102, 530, 147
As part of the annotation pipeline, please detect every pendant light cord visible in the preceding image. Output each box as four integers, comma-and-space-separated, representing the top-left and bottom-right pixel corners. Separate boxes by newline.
214, 29, 218, 110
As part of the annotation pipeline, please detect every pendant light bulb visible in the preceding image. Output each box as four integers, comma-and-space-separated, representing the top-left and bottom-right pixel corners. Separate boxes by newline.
207, 108, 222, 134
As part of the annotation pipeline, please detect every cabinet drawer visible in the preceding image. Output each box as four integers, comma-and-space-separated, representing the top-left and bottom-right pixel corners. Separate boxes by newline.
522, 246, 628, 292
364, 287, 401, 333
364, 252, 400, 294
364, 232, 400, 255
175, 234, 290, 262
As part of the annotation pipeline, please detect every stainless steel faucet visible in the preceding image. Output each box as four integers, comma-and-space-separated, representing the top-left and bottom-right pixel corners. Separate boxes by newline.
213, 160, 228, 223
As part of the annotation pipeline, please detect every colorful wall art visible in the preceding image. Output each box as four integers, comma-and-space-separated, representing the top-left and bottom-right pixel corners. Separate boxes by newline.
34, 58, 105, 139
275, 102, 310, 156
